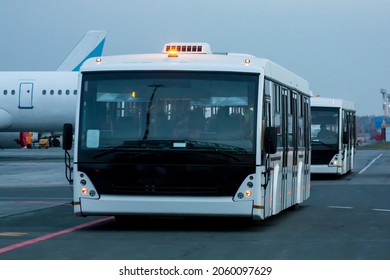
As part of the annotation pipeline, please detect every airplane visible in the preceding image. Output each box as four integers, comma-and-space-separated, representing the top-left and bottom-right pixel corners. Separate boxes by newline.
0, 30, 106, 148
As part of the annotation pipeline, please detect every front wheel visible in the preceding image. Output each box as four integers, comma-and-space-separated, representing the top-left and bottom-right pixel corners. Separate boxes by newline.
289, 203, 300, 211
114, 215, 145, 226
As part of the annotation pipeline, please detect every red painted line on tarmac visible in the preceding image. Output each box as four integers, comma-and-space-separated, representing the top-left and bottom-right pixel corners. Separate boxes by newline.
0, 216, 114, 255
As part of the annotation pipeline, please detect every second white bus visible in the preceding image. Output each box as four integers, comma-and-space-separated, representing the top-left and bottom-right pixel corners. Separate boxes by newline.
310, 97, 356, 175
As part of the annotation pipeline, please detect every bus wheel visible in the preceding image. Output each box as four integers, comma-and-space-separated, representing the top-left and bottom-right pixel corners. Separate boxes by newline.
289, 203, 300, 211
115, 215, 144, 226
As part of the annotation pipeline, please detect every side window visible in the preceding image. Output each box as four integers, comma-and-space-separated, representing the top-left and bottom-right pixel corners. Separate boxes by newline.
273, 83, 280, 113
282, 88, 293, 148
342, 110, 347, 135
273, 84, 282, 148
297, 95, 304, 148
304, 96, 310, 149
344, 110, 356, 146
264, 79, 272, 127
351, 112, 356, 143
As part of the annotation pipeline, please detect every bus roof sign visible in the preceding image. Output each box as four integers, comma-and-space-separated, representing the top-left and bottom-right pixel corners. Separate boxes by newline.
163, 42, 212, 54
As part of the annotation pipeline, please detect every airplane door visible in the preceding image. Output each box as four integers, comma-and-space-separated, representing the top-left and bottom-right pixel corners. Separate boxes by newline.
18, 82, 34, 109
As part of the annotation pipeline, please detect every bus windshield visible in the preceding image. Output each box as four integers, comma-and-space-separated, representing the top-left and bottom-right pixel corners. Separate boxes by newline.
311, 107, 339, 147
79, 71, 258, 154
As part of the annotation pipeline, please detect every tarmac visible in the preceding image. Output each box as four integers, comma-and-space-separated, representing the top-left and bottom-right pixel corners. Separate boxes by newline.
0, 147, 73, 218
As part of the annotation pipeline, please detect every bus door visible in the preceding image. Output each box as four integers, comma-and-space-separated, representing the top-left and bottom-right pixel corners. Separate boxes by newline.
290, 91, 299, 206
284, 89, 296, 208
303, 96, 311, 200
343, 110, 354, 172
271, 82, 283, 215
344, 110, 349, 173
295, 94, 306, 203
281, 88, 290, 210
350, 112, 356, 170
262, 91, 273, 218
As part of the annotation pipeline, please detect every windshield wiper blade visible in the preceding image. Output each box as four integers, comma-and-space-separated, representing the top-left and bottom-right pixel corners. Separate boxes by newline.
185, 140, 247, 161
92, 140, 247, 161
92, 144, 139, 159
93, 140, 172, 159
186, 140, 248, 154
142, 84, 164, 141
130, 140, 173, 149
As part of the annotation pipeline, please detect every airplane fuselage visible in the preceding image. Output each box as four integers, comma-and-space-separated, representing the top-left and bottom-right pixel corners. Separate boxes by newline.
0, 71, 78, 132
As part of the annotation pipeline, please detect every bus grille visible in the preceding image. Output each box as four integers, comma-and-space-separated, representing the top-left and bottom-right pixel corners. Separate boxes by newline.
113, 184, 220, 195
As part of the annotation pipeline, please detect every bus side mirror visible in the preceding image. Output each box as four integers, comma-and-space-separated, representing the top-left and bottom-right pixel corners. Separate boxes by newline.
342, 131, 349, 144
63, 123, 73, 151
264, 127, 277, 154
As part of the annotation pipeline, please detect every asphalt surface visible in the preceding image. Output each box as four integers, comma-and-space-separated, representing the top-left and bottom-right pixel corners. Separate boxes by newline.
0, 148, 390, 260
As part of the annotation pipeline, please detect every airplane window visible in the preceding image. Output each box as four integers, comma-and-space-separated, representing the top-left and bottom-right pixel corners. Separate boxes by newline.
65, 90, 70, 95
50, 90, 54, 95
42, 90, 47, 95
58, 90, 62, 95
3, 90, 7, 95
73, 90, 77, 95
11, 90, 15, 95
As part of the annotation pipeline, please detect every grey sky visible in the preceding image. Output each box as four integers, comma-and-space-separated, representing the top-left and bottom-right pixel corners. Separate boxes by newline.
1, 0, 389, 116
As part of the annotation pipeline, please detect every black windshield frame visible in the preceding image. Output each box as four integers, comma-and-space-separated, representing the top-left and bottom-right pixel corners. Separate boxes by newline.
311, 107, 340, 149
78, 71, 259, 162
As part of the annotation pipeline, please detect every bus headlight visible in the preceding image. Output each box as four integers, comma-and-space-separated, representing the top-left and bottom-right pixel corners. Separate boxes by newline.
81, 187, 88, 195
245, 190, 252, 197
328, 154, 339, 166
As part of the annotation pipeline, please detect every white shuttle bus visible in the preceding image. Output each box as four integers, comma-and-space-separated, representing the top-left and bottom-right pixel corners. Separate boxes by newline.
63, 43, 311, 221
310, 97, 356, 175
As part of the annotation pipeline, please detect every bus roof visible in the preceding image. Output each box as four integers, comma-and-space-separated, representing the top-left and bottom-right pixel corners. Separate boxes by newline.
311, 97, 355, 111
81, 42, 310, 94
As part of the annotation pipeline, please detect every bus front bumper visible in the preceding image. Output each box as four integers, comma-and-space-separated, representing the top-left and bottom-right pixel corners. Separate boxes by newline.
311, 165, 342, 175
77, 195, 255, 218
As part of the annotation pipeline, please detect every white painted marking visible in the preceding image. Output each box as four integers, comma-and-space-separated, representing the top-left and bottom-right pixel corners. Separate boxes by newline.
358, 153, 383, 174
372, 209, 390, 212
328, 206, 354, 209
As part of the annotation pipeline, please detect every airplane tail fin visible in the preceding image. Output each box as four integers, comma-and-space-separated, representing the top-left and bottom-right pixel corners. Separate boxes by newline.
56, 30, 107, 72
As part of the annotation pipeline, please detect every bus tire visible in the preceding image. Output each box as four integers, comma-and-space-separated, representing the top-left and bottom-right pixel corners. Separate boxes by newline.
115, 215, 144, 226
289, 203, 300, 211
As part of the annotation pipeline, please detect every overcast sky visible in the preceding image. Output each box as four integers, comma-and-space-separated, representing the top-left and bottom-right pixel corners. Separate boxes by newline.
1, 0, 389, 116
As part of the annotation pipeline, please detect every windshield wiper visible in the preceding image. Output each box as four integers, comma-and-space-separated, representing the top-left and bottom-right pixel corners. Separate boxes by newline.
92, 144, 140, 159
92, 140, 173, 159
92, 140, 247, 161
142, 84, 164, 141
186, 140, 248, 154
185, 140, 247, 161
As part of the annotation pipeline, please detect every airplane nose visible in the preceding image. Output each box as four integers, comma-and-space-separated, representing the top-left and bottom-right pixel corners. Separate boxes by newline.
0, 108, 12, 129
